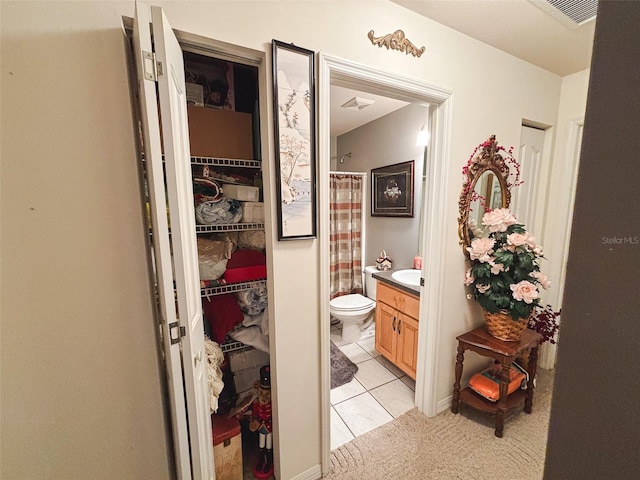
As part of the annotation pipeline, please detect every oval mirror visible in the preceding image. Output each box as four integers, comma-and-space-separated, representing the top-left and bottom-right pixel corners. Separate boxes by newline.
458, 135, 511, 256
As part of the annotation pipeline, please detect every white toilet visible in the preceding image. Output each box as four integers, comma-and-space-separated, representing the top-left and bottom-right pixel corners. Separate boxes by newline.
330, 266, 378, 343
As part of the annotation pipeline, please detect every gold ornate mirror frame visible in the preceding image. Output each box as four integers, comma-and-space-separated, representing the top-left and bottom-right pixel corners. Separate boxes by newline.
458, 135, 511, 257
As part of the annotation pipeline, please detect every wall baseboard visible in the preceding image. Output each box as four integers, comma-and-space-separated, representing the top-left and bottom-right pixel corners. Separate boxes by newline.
437, 395, 452, 414
290, 464, 322, 480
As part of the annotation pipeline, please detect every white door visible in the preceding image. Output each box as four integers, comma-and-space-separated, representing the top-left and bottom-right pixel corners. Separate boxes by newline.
514, 125, 545, 233
134, 4, 214, 479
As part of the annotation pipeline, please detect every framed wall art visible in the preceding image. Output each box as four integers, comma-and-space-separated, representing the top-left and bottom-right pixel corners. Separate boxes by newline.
371, 160, 415, 217
272, 40, 317, 240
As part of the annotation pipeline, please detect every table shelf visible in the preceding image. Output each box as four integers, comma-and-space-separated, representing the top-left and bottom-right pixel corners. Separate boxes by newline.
459, 387, 527, 414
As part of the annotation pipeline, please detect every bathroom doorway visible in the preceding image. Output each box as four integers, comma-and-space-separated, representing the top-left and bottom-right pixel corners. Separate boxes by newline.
318, 54, 454, 472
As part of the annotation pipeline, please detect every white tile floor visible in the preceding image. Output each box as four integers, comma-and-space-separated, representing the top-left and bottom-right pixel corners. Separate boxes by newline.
330, 321, 416, 450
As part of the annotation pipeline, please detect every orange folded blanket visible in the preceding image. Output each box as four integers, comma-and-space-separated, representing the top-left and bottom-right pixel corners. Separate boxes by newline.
468, 362, 528, 402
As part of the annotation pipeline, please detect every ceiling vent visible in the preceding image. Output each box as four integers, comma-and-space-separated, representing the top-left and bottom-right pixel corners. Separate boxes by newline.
341, 96, 375, 111
530, 0, 598, 28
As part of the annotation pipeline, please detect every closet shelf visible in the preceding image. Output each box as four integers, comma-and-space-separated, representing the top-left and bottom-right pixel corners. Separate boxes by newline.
196, 222, 264, 233
191, 156, 261, 168
220, 340, 253, 354
143, 154, 261, 169
201, 278, 266, 297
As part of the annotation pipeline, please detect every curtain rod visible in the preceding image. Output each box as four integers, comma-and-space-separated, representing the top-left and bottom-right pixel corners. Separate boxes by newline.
329, 171, 367, 176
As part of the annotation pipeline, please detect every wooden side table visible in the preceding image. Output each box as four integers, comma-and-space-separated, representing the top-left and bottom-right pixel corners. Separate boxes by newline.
451, 325, 543, 437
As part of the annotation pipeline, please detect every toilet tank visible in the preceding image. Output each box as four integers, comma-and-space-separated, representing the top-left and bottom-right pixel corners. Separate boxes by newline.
363, 266, 378, 300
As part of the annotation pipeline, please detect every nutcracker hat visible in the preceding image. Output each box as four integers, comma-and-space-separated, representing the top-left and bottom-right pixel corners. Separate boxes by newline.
259, 365, 271, 389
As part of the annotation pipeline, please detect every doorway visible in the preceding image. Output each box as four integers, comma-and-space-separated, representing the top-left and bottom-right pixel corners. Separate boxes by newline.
317, 54, 453, 473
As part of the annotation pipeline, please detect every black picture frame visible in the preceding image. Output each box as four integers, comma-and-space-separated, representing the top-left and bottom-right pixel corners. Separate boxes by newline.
272, 40, 317, 240
371, 160, 415, 217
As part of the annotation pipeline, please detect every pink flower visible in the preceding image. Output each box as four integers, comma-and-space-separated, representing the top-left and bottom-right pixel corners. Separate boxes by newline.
507, 232, 530, 247
467, 237, 495, 263
531, 271, 551, 290
526, 237, 544, 256
464, 268, 475, 286
477, 284, 490, 293
510, 281, 539, 304
490, 262, 505, 275
482, 208, 517, 233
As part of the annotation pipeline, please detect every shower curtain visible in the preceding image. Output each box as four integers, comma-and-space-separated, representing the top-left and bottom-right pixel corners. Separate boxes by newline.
330, 173, 364, 299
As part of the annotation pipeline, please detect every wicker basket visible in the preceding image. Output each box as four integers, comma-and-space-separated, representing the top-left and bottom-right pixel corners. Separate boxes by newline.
483, 309, 529, 342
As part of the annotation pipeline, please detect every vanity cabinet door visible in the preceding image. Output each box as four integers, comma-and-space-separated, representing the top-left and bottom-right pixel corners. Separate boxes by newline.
375, 301, 397, 361
396, 313, 419, 379
374, 281, 419, 380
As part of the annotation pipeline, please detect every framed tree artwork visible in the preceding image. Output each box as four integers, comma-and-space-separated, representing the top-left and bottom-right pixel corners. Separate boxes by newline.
371, 160, 415, 217
272, 40, 317, 240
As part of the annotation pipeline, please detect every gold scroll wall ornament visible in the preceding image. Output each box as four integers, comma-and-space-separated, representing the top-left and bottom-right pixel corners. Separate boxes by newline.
368, 29, 425, 58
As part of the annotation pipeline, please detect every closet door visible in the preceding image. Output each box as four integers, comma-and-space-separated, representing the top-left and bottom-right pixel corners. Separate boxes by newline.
133, 5, 192, 479
135, 4, 214, 479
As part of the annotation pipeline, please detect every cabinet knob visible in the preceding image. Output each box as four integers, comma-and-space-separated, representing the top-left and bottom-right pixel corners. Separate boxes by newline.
392, 317, 396, 331
398, 319, 402, 335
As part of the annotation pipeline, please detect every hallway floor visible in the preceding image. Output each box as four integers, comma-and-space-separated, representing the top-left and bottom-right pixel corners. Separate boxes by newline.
330, 322, 416, 450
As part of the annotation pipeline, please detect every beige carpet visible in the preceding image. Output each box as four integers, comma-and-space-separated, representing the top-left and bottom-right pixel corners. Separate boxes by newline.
326, 369, 554, 480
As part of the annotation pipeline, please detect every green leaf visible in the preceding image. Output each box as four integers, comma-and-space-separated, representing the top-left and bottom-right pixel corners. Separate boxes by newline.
494, 250, 513, 267
472, 263, 491, 279
509, 224, 526, 234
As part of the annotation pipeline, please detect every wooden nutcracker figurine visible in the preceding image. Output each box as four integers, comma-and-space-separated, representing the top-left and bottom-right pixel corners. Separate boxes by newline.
249, 365, 273, 479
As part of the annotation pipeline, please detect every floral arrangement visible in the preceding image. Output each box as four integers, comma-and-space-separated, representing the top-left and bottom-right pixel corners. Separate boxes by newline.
464, 208, 551, 321
528, 304, 561, 344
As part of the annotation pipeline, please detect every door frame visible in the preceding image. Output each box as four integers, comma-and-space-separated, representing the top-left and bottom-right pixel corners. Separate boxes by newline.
318, 54, 453, 473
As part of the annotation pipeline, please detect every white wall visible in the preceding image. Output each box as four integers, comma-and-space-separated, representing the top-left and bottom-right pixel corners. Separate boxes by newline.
538, 68, 590, 368
1, 1, 579, 479
338, 104, 428, 269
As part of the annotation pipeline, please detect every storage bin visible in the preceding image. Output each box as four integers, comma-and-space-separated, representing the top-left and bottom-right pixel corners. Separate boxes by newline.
212, 414, 243, 480
223, 184, 260, 202
240, 202, 264, 223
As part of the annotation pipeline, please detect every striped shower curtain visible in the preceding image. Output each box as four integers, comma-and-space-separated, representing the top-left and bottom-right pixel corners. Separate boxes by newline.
330, 173, 363, 299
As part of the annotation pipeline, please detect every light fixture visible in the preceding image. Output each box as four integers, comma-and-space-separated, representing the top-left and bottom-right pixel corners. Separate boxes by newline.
341, 96, 375, 111
416, 124, 429, 147
339, 152, 352, 164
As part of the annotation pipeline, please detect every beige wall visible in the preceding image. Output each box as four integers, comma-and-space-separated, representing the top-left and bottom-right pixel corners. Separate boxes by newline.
0, 2, 172, 478
338, 104, 429, 269
1, 1, 585, 479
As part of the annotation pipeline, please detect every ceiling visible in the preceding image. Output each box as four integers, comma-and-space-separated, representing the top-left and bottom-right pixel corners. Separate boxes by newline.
331, 0, 596, 137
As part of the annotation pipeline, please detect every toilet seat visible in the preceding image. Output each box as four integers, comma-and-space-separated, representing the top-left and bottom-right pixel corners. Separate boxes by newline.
330, 294, 375, 312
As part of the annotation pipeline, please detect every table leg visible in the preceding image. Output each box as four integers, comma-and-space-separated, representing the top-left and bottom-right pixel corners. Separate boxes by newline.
451, 344, 464, 414
525, 345, 539, 414
495, 361, 512, 437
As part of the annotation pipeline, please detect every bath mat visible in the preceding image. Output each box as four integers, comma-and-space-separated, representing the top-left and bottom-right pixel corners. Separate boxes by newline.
331, 341, 358, 389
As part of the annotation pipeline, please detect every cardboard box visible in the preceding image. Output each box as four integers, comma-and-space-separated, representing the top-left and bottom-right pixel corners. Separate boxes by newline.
212, 415, 243, 480
223, 184, 260, 202
187, 106, 253, 159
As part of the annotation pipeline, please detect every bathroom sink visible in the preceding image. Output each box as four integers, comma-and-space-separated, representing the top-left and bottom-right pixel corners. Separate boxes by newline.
391, 269, 421, 287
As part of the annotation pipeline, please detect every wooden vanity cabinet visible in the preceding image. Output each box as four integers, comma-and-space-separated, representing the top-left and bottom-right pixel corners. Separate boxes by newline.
374, 281, 419, 379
